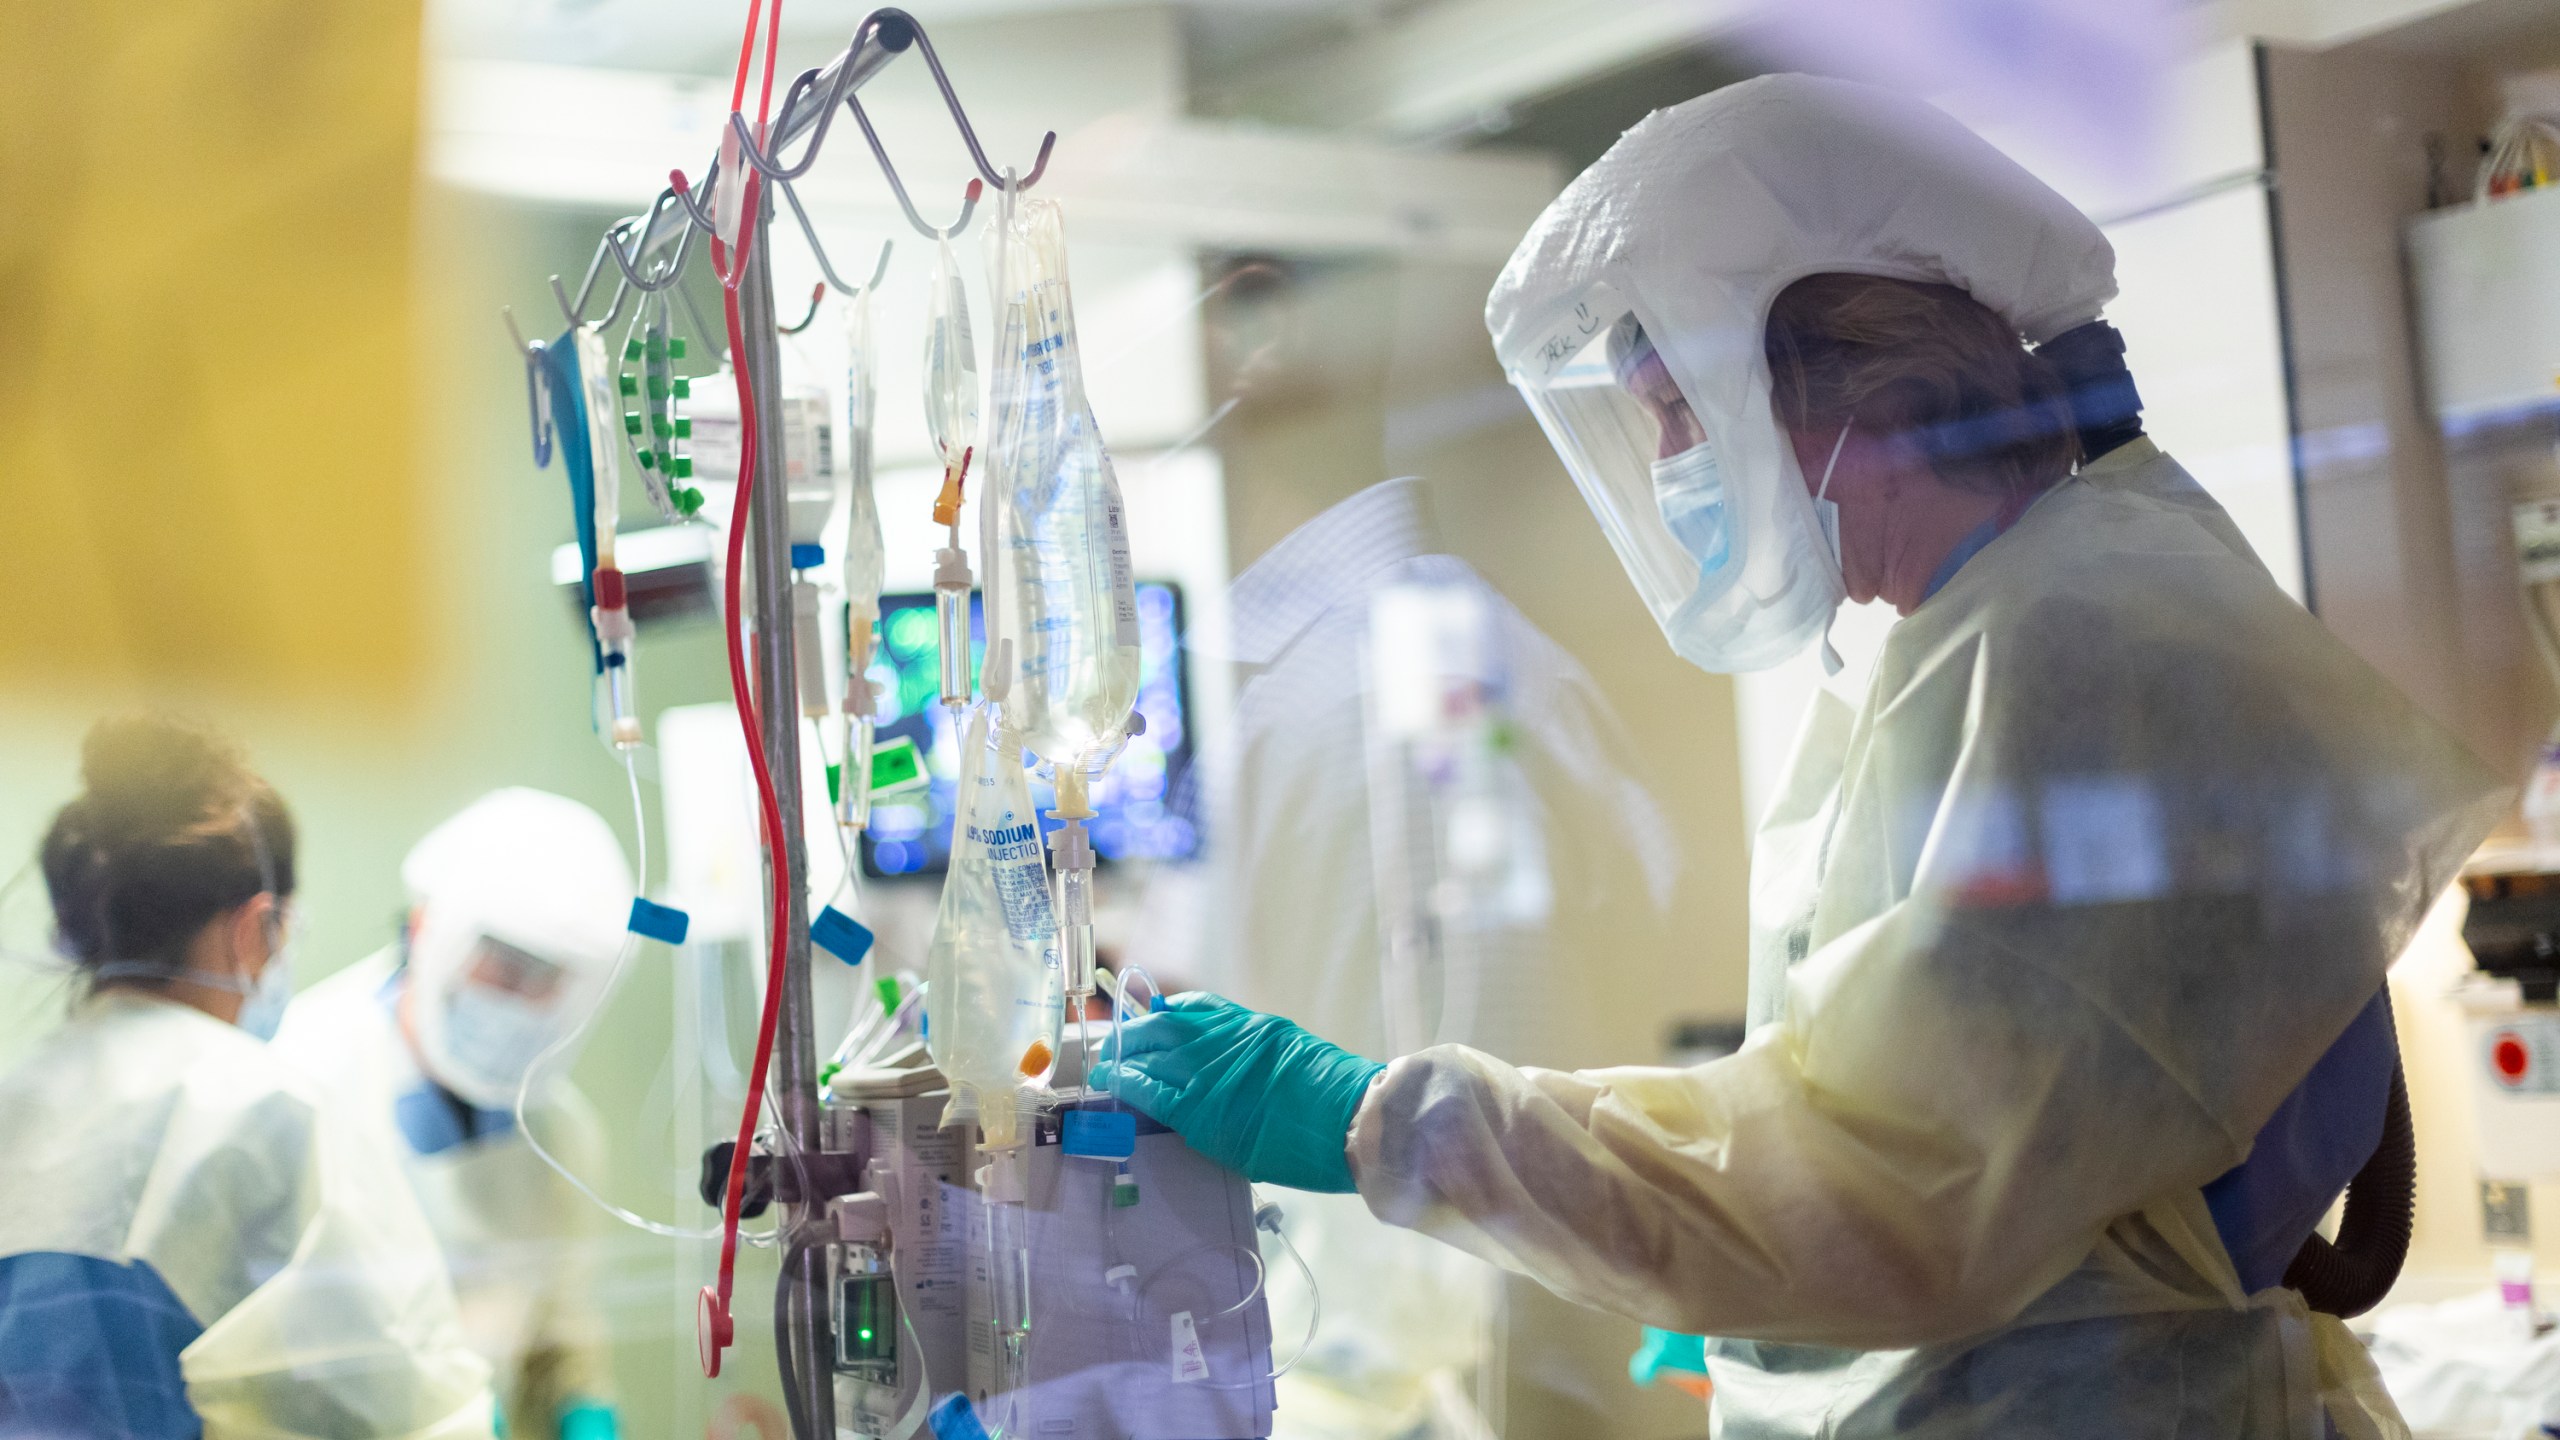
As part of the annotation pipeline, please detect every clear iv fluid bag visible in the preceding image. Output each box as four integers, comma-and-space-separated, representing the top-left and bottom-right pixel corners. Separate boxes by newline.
840, 290, 887, 828
843, 287, 885, 626
987, 198, 1139, 773
924, 236, 979, 478
572, 326, 625, 563
925, 707, 1063, 1148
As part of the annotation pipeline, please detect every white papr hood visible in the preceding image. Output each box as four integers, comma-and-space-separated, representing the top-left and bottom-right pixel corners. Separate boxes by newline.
1487, 74, 2119, 672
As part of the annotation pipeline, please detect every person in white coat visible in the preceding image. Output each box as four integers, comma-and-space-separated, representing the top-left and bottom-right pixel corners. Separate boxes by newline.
1094, 76, 2507, 1437
275, 789, 631, 1440
0, 716, 495, 1440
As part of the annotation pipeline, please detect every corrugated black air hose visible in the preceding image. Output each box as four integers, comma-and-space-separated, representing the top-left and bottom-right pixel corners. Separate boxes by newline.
2281, 1063, 2414, 1319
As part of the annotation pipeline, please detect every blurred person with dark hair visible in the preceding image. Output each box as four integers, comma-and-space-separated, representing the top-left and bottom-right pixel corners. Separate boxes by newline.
0, 717, 495, 1440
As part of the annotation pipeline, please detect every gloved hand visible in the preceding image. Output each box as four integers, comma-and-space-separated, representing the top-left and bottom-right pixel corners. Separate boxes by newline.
559, 1400, 621, 1440
1089, 993, 1385, 1193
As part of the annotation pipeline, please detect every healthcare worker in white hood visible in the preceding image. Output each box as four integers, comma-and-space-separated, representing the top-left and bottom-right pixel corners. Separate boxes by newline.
275, 788, 630, 1440
0, 716, 495, 1439
1093, 75, 2510, 1437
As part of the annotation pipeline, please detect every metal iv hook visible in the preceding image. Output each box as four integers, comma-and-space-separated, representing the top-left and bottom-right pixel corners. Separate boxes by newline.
550, 229, 640, 330
604, 191, 700, 296
502, 307, 555, 468
780, 283, 828, 336
776, 176, 893, 298
866, 6, 1055, 192
719, 8, 1054, 198
548, 237, 614, 328
719, 9, 902, 186
848, 93, 983, 238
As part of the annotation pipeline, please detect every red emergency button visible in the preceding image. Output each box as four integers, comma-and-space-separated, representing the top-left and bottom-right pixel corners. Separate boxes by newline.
2493, 1031, 2532, 1087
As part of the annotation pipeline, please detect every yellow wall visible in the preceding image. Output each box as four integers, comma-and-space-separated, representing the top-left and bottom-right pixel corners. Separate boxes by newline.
0, 0, 425, 697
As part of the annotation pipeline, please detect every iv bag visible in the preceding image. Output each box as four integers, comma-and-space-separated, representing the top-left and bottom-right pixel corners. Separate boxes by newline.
843, 286, 885, 627
985, 198, 1140, 774
924, 235, 979, 487
924, 706, 1063, 1147
839, 288, 888, 830
571, 325, 626, 563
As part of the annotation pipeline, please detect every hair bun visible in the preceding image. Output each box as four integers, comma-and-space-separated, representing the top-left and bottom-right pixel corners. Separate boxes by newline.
75, 715, 250, 838
42, 715, 294, 971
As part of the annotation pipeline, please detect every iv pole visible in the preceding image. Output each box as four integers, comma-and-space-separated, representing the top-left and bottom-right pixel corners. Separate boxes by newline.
508, 11, 1055, 1428
735, 183, 835, 1435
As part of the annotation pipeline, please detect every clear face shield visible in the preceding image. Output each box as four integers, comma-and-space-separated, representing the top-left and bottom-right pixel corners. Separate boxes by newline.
414, 919, 587, 1108
1514, 314, 1747, 640
1510, 305, 1843, 674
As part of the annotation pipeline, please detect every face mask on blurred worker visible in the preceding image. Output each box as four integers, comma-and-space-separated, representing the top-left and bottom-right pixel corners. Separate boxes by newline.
396, 788, 634, 1110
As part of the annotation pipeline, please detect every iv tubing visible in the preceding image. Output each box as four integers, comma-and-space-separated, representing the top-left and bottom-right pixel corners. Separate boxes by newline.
694, 0, 792, 1375
511, 751, 772, 1243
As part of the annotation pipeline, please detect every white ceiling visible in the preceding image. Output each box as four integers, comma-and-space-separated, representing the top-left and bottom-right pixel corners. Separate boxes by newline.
427, 0, 1400, 80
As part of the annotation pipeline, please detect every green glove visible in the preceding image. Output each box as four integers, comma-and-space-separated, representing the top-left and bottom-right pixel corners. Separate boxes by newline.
1089, 993, 1385, 1193
1629, 1327, 1709, 1387
559, 1401, 620, 1440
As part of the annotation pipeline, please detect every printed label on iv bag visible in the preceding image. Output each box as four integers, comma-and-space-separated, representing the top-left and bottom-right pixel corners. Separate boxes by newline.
1105, 491, 1139, 647
1169, 1311, 1210, 1384
965, 806, 1057, 947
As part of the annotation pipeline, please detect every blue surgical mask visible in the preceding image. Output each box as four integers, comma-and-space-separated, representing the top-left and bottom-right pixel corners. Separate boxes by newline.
1649, 441, 1732, 577
234, 958, 294, 1043
438, 980, 561, 1106
94, 949, 294, 1041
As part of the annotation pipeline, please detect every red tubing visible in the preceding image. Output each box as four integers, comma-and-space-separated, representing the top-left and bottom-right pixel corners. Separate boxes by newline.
698, 0, 792, 1379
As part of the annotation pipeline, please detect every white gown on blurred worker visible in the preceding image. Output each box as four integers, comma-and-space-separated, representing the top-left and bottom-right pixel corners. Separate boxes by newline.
1145, 477, 1681, 1437
275, 789, 632, 1440
0, 716, 495, 1440
1343, 76, 2509, 1437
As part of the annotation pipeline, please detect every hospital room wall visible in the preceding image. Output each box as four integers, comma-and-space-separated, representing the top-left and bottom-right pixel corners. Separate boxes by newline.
2264, 32, 2560, 1299
1207, 252, 1748, 1440
1209, 252, 1753, 1027
2266, 42, 2530, 777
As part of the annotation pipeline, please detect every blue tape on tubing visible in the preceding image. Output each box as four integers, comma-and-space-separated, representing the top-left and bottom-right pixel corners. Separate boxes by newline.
928, 1395, 990, 1440
811, 906, 875, 966
1149, 994, 1166, 1013
627, 897, 690, 945
1061, 1109, 1137, 1161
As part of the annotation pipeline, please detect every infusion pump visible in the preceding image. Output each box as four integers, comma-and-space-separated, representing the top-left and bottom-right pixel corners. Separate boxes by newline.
822, 1052, 1278, 1440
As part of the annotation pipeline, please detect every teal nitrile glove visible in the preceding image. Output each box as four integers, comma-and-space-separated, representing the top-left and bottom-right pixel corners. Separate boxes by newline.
1088, 992, 1385, 1193
1629, 1327, 1709, 1387
558, 1401, 620, 1440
